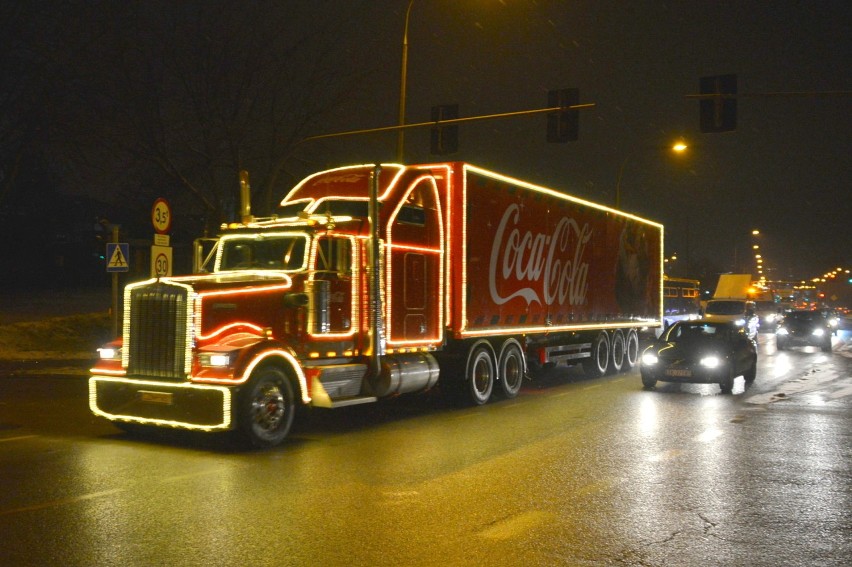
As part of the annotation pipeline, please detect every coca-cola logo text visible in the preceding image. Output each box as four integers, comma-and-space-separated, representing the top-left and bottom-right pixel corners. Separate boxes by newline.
488, 204, 591, 306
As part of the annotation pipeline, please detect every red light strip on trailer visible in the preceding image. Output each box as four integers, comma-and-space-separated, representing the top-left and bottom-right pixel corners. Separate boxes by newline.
457, 163, 664, 335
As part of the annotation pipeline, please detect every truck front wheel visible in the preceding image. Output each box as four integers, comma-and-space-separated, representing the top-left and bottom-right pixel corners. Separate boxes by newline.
236, 366, 295, 449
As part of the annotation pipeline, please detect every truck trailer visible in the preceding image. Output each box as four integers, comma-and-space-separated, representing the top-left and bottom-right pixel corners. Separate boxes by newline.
90, 162, 663, 447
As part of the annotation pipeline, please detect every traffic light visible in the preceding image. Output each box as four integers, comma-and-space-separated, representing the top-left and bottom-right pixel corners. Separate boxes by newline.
547, 88, 579, 142
430, 104, 459, 155
700, 74, 737, 133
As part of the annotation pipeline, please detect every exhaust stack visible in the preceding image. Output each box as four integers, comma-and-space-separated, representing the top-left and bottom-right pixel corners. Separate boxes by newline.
239, 170, 253, 224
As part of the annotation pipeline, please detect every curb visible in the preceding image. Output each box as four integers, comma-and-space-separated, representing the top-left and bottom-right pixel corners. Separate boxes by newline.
0, 358, 93, 378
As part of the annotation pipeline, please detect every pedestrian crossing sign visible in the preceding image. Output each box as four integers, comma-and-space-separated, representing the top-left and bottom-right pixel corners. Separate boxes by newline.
106, 243, 130, 272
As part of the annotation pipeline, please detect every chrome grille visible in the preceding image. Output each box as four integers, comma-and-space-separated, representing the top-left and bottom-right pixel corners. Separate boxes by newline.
126, 282, 190, 380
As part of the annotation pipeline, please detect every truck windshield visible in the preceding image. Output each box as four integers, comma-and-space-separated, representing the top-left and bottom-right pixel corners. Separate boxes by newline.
218, 234, 308, 272
705, 301, 744, 315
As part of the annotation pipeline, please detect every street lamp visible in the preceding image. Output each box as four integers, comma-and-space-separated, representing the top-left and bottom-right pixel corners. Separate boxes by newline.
396, 0, 415, 163
615, 140, 688, 210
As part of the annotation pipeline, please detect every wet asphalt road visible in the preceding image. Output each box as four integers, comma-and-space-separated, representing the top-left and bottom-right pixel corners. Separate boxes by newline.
1, 331, 850, 566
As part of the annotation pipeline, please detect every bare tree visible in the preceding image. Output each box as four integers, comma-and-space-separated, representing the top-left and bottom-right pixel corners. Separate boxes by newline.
46, 1, 375, 227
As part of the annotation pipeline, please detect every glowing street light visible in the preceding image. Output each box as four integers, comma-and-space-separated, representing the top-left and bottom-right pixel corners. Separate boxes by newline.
615, 139, 689, 209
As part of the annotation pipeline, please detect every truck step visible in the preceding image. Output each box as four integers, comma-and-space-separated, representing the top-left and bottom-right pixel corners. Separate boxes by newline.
316, 363, 367, 398
327, 396, 378, 408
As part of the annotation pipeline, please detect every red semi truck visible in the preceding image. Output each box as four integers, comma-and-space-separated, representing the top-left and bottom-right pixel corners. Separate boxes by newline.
90, 162, 663, 447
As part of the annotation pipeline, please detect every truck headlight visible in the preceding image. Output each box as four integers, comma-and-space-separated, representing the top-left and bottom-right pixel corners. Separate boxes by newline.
200, 352, 236, 368
98, 347, 121, 360
700, 355, 721, 369
641, 353, 659, 365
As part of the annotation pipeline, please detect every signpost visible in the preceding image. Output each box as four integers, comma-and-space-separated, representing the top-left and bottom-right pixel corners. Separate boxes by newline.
151, 198, 173, 277
104, 227, 126, 336
106, 243, 130, 273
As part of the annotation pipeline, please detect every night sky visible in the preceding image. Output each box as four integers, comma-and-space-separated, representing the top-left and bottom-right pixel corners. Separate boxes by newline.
2, 1, 849, 286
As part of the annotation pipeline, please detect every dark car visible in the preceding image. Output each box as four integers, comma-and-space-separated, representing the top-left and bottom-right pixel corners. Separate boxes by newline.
754, 300, 781, 332
775, 310, 833, 352
818, 308, 841, 335
640, 320, 757, 393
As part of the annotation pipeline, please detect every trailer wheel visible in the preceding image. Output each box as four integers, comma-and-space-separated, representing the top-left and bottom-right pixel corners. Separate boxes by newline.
609, 330, 625, 374
236, 366, 295, 449
624, 329, 640, 370
582, 332, 610, 378
465, 342, 495, 405
497, 340, 525, 399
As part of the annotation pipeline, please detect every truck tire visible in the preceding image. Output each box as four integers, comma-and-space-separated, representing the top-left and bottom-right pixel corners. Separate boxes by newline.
236, 366, 295, 449
496, 339, 524, 399
624, 329, 640, 370
582, 332, 610, 378
465, 342, 496, 405
609, 330, 625, 374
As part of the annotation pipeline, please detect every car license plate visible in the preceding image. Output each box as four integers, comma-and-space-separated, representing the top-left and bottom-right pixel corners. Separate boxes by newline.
138, 390, 173, 405
665, 368, 692, 378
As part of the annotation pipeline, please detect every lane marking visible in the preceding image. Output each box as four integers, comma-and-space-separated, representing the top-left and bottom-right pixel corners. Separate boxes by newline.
0, 488, 124, 517
478, 510, 554, 540
828, 385, 852, 400
0, 435, 38, 443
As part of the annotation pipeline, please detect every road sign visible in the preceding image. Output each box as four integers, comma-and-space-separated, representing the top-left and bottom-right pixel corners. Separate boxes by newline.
150, 245, 172, 277
152, 198, 172, 234
106, 243, 130, 272
699, 74, 737, 133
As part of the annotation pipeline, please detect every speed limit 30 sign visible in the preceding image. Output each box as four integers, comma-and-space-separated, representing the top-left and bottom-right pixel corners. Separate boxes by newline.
150, 245, 172, 277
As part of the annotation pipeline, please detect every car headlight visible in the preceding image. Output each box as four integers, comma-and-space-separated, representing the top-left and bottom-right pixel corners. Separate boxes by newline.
776, 327, 789, 336
641, 353, 659, 365
734, 319, 745, 327
700, 355, 721, 368
765, 314, 777, 323
811, 328, 825, 337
